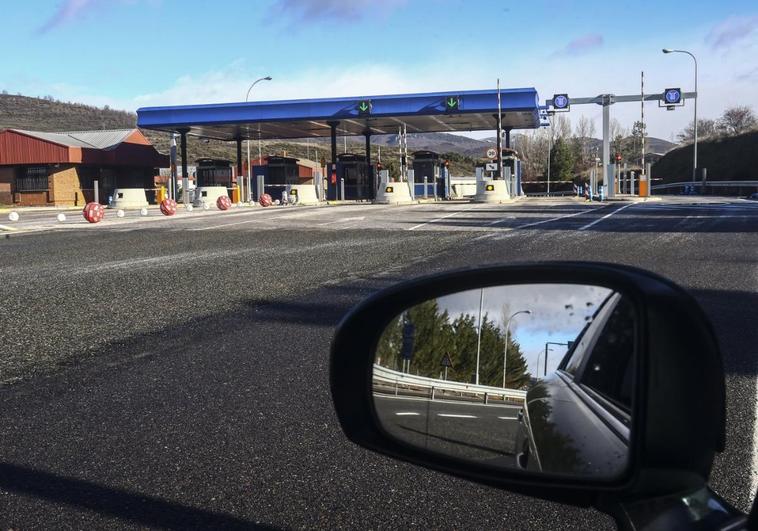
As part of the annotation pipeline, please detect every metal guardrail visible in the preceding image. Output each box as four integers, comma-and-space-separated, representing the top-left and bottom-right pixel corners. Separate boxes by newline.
652, 180, 758, 190
373, 364, 526, 402
526, 191, 577, 197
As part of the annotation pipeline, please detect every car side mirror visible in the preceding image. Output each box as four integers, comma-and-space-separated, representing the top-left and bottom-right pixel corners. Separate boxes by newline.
330, 263, 729, 525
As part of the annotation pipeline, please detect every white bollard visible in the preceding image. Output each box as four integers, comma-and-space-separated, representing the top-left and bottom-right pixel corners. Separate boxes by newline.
186, 204, 194, 212
8, 212, 19, 222
116, 209, 125, 218
139, 207, 148, 216
56, 213, 66, 222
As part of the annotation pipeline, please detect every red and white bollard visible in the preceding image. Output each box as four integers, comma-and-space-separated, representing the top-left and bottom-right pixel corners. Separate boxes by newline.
217, 195, 232, 210
160, 198, 177, 216
82, 202, 105, 223
259, 193, 273, 207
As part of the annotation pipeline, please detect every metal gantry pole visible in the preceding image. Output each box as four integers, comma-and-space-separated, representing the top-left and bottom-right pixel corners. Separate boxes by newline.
641, 71, 645, 186
692, 54, 699, 182
602, 100, 613, 198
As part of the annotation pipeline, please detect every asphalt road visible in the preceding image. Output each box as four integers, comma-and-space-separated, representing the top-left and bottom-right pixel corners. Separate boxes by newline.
0, 196, 756, 529
374, 394, 521, 467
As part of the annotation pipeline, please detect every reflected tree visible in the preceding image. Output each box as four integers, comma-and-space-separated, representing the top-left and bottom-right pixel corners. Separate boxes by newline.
375, 300, 531, 388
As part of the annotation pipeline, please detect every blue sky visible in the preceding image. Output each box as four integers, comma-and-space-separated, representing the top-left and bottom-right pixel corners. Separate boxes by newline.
3, 0, 757, 139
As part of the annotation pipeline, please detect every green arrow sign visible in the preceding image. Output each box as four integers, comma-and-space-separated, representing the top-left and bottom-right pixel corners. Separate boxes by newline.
444, 96, 460, 113
357, 100, 372, 115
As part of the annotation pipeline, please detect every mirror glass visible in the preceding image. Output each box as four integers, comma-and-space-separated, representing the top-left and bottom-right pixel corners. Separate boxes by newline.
372, 283, 636, 480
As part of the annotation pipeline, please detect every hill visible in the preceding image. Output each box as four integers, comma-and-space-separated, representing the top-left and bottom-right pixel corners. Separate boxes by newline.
0, 94, 483, 175
0, 94, 136, 131
652, 130, 758, 184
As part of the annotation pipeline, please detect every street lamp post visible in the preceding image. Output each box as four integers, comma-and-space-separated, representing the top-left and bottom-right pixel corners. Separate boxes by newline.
663, 49, 698, 182
544, 341, 570, 376
245, 76, 272, 201
503, 310, 532, 388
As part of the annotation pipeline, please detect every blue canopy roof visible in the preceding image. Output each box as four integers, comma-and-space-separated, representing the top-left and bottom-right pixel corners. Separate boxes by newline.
136, 88, 541, 141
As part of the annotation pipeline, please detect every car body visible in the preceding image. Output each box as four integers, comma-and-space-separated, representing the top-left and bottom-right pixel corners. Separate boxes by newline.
514, 292, 635, 479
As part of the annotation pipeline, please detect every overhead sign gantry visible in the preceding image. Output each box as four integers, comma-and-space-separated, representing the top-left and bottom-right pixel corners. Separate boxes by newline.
545, 87, 696, 197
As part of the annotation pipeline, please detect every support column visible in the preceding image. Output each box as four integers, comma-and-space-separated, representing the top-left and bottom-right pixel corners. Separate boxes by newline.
505, 128, 512, 149
180, 131, 188, 200
601, 98, 614, 198
236, 138, 243, 202
364, 130, 374, 199
327, 121, 339, 200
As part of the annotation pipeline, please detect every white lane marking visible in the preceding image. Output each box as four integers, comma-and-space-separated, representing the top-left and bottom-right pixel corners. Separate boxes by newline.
406, 206, 478, 231
578, 203, 635, 231
395, 412, 421, 416
485, 205, 607, 231
751, 377, 758, 500
437, 413, 477, 418
498, 416, 517, 420
486, 215, 516, 225
317, 216, 366, 226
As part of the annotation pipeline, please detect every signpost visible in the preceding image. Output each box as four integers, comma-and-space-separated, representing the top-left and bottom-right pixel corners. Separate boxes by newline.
547, 89, 695, 198
440, 352, 453, 380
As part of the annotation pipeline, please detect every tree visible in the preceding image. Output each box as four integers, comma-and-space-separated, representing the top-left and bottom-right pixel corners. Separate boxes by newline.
374, 300, 531, 388
573, 116, 597, 170
717, 106, 757, 137
549, 137, 576, 181
677, 118, 717, 143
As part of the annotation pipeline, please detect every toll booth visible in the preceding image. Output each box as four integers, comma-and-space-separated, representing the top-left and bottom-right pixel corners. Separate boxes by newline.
502, 148, 522, 196
475, 149, 523, 197
326, 153, 372, 201
411, 151, 445, 198
196, 159, 233, 188
252, 156, 302, 201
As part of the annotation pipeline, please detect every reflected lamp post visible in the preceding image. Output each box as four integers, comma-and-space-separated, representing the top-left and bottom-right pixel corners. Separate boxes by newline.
503, 310, 532, 388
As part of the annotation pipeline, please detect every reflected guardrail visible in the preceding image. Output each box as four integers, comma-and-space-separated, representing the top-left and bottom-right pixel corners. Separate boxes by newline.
373, 364, 526, 404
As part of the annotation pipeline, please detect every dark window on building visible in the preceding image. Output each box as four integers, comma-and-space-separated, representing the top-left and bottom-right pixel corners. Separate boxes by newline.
16, 166, 49, 191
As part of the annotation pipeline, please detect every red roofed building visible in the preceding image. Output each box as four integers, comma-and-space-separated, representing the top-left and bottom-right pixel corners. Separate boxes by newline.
0, 128, 169, 206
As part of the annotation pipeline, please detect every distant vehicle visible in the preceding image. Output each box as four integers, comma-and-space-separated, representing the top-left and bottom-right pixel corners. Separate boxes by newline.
514, 292, 634, 475
747, 192, 758, 200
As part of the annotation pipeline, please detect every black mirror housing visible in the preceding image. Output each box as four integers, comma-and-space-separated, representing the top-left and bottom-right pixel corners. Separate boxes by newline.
330, 262, 725, 508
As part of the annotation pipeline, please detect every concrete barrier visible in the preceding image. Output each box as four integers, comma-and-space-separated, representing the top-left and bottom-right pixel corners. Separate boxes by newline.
193, 186, 229, 208
286, 184, 320, 205
473, 179, 511, 203
374, 181, 414, 205
110, 188, 149, 209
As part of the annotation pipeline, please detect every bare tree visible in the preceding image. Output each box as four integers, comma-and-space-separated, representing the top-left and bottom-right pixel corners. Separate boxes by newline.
517, 129, 550, 180
717, 106, 757, 136
678, 118, 717, 143
574, 116, 597, 168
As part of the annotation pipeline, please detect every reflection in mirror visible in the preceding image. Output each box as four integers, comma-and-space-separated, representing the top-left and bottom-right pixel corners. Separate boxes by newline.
372, 284, 636, 480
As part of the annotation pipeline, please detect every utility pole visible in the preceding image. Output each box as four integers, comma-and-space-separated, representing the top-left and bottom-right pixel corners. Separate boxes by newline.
641, 71, 646, 176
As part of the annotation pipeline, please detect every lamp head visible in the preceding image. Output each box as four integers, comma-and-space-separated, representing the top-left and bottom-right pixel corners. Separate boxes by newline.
662, 48, 673, 53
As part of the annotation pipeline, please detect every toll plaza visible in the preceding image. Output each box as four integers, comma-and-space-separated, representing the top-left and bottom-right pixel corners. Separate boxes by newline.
136, 87, 543, 205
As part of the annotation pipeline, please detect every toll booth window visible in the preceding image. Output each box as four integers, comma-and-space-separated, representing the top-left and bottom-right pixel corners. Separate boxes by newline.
579, 296, 636, 412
